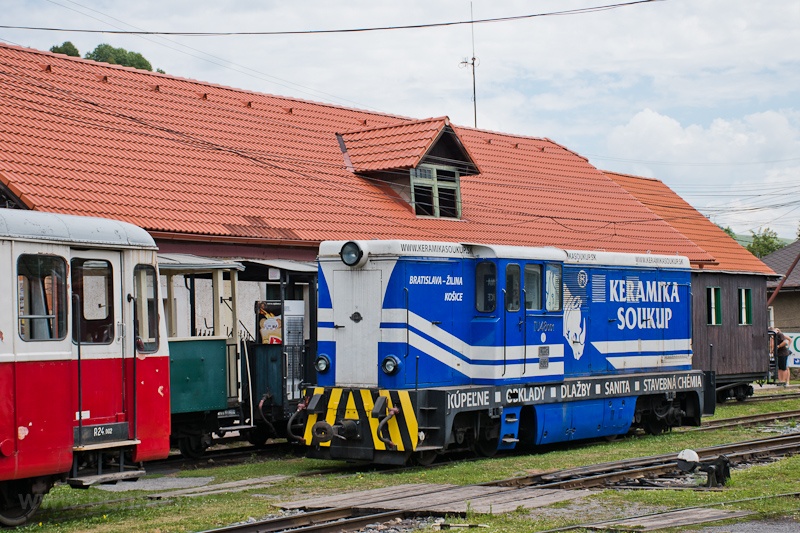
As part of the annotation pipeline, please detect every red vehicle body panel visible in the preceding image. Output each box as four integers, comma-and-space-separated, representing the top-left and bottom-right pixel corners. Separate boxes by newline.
0, 355, 171, 482
0, 361, 73, 480
126, 355, 171, 462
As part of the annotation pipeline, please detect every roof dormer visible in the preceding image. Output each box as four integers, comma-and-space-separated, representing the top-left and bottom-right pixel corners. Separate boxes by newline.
337, 117, 479, 219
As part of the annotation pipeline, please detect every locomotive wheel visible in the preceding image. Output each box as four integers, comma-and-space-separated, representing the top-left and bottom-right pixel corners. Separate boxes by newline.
178, 435, 206, 459
411, 450, 438, 466
247, 426, 271, 447
0, 479, 44, 527
643, 419, 667, 436
473, 437, 499, 457
735, 386, 749, 402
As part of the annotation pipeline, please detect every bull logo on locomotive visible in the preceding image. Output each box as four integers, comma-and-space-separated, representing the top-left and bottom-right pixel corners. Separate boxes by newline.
563, 290, 586, 360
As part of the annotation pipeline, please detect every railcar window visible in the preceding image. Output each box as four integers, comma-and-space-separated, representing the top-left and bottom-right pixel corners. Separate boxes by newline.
545, 264, 562, 312
476, 262, 496, 312
17, 255, 67, 341
134, 265, 159, 352
706, 286, 722, 325
505, 264, 521, 312
524, 264, 542, 310
738, 288, 752, 325
71, 259, 114, 344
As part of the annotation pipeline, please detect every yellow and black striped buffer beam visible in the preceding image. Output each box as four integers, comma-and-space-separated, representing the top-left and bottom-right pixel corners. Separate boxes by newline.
303, 388, 418, 451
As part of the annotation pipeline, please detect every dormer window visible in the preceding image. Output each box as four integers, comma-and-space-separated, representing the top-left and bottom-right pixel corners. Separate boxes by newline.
411, 164, 461, 218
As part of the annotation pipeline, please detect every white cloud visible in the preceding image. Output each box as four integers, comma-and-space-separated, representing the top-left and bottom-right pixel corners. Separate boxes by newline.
604, 108, 800, 238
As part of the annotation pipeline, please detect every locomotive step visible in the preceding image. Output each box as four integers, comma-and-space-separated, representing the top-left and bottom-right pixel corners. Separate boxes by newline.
502, 437, 520, 444
414, 445, 442, 452
67, 469, 146, 488
217, 424, 256, 433
73, 439, 141, 452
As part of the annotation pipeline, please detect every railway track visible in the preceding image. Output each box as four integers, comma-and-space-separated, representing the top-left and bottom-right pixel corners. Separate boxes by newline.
747, 391, 800, 402
146, 441, 298, 473
199, 508, 409, 533
201, 431, 800, 533
689, 408, 800, 432
489, 432, 800, 490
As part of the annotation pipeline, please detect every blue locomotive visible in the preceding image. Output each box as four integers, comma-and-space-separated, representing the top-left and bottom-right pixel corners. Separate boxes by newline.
291, 241, 714, 465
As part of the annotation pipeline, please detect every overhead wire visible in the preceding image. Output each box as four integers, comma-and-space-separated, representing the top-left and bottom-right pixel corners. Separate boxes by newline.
2, 1, 664, 36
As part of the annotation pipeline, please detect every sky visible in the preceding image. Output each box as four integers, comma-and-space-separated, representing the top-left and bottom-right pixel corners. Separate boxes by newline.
3, 0, 800, 240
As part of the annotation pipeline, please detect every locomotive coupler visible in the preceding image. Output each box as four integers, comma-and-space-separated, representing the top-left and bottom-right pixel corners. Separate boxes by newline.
337, 419, 361, 440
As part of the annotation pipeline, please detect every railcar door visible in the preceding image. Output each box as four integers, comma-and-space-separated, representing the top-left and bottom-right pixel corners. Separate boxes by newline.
333, 269, 381, 387
71, 251, 126, 431
503, 263, 524, 378
11, 244, 74, 474
519, 262, 566, 381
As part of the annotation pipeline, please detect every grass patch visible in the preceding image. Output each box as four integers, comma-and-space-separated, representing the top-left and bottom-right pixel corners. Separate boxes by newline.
23, 396, 800, 532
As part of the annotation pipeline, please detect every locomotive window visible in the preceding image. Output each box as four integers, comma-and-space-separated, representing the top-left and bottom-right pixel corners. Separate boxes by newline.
475, 261, 496, 312
134, 265, 159, 352
706, 286, 722, 325
545, 264, 562, 312
17, 255, 67, 341
505, 264, 521, 312
738, 288, 752, 325
71, 259, 114, 344
524, 264, 542, 310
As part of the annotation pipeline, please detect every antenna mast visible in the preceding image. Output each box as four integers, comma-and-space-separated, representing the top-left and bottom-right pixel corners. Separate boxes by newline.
460, 2, 478, 128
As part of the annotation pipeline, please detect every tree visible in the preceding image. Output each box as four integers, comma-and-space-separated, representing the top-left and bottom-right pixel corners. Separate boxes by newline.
50, 41, 80, 57
717, 225, 736, 239
84, 44, 153, 71
746, 227, 785, 258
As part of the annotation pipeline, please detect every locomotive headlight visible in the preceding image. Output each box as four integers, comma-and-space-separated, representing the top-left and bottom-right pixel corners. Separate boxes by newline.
340, 241, 368, 268
381, 355, 401, 375
315, 355, 331, 373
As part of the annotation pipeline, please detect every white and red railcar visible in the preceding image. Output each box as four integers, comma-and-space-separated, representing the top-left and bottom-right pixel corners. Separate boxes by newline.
0, 208, 170, 525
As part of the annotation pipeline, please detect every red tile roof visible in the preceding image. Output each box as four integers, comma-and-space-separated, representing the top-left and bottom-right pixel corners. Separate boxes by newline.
0, 43, 713, 259
606, 171, 774, 275
339, 117, 471, 173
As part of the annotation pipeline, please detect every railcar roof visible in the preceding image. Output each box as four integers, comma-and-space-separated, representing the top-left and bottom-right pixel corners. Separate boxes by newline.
0, 208, 156, 249
158, 253, 244, 272
319, 240, 690, 269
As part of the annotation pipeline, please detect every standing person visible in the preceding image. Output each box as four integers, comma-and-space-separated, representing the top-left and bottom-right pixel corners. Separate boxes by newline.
771, 328, 791, 386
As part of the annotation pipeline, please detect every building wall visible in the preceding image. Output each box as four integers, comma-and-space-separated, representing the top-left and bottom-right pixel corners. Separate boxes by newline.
691, 272, 769, 381
769, 290, 800, 330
